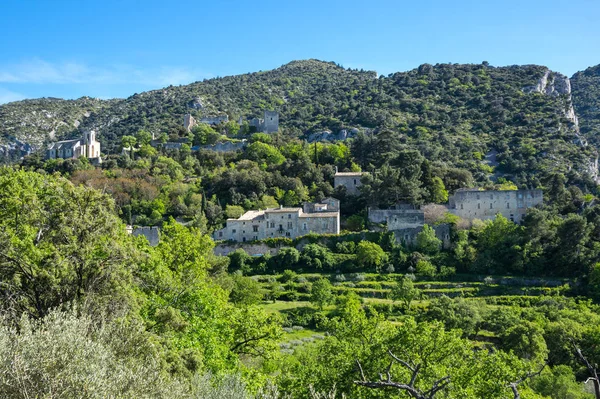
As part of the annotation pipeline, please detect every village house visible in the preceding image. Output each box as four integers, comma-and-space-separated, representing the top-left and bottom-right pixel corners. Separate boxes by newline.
334, 170, 365, 196
46, 130, 101, 162
448, 189, 543, 223
213, 205, 340, 242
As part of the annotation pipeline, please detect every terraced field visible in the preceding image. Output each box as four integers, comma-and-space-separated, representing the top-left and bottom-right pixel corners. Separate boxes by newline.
256, 272, 576, 350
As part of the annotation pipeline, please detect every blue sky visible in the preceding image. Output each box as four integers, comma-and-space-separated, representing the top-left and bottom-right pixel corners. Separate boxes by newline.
0, 0, 598, 104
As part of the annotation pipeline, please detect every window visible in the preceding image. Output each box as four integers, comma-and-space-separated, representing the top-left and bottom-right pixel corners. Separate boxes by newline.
518, 193, 523, 199
477, 203, 481, 209
288, 214, 291, 219
232, 229, 236, 233
242, 237, 246, 242
506, 203, 510, 209
303, 223, 307, 230
460, 204, 464, 210
270, 222, 275, 228
490, 194, 494, 200
490, 203, 493, 209
218, 232, 223, 237
287, 222, 293, 229
476, 194, 480, 200
253, 225, 258, 232
353, 179, 357, 184
253, 236, 258, 240
242, 230, 245, 234
285, 232, 291, 237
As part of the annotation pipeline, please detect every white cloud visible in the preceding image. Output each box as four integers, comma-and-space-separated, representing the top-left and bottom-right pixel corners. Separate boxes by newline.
0, 59, 211, 87
0, 87, 26, 104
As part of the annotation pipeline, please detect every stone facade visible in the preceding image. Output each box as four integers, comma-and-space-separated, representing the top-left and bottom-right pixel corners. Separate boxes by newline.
392, 224, 451, 249
303, 197, 340, 213
242, 110, 279, 133
448, 189, 543, 223
200, 115, 229, 125
213, 206, 339, 242
213, 243, 279, 257
47, 130, 101, 162
334, 171, 364, 196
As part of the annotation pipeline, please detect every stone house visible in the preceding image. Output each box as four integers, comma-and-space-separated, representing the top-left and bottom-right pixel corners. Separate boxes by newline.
213, 205, 339, 242
448, 189, 543, 223
47, 130, 101, 162
334, 171, 364, 196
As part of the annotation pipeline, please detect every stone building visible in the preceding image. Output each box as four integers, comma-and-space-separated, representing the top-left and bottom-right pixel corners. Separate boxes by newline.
448, 189, 543, 223
240, 110, 279, 133
213, 205, 340, 242
47, 130, 101, 162
334, 171, 364, 196
303, 197, 340, 213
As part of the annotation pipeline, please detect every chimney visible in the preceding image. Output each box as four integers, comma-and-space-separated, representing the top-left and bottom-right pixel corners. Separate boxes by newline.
335, 166, 338, 174
280, 204, 283, 209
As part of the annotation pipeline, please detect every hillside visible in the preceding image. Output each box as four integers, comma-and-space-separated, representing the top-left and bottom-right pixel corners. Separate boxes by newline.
572, 64, 600, 146
1, 59, 599, 185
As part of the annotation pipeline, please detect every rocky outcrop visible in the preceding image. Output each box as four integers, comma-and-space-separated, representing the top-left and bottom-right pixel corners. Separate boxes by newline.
523, 70, 572, 96
524, 69, 599, 182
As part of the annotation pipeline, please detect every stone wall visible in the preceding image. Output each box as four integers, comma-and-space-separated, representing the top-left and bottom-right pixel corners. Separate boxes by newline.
263, 110, 279, 133
392, 224, 451, 249
334, 173, 363, 196
198, 141, 247, 152
214, 242, 279, 257
448, 189, 543, 223
368, 207, 424, 226
200, 115, 229, 125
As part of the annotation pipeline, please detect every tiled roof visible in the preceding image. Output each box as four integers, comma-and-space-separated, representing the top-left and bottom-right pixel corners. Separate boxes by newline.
335, 172, 363, 176
299, 212, 339, 218
265, 207, 301, 213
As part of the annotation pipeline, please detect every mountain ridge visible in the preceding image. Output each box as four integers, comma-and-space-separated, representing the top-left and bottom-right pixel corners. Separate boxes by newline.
1, 58, 599, 188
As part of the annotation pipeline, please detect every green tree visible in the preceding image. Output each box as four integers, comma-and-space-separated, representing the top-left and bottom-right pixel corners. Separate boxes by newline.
229, 274, 263, 306
416, 224, 442, 254
135, 130, 153, 146
225, 205, 245, 219
391, 276, 421, 310
310, 278, 333, 310
355, 241, 387, 271
0, 169, 133, 319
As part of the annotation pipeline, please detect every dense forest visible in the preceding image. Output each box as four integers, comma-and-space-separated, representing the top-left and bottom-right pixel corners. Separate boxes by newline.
3, 59, 600, 398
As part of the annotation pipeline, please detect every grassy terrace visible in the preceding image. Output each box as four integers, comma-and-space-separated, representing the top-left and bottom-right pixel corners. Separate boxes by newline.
256, 272, 577, 350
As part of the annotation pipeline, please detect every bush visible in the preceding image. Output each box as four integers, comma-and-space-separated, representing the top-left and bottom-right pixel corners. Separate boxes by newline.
416, 259, 437, 278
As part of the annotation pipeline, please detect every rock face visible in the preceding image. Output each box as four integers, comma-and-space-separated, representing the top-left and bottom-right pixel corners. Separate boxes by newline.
524, 68, 599, 182
523, 70, 572, 96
